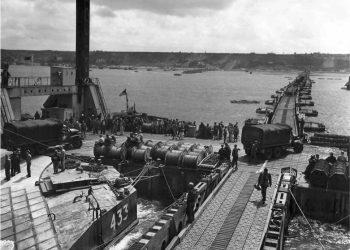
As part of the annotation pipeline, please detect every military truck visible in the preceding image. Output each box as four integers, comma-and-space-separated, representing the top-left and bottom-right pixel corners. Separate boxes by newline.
2, 119, 83, 154
241, 123, 303, 159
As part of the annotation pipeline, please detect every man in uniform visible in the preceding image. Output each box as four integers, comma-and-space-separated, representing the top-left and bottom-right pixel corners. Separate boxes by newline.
326, 152, 336, 165
231, 144, 240, 169
25, 150, 32, 177
186, 182, 197, 223
51, 150, 60, 174
337, 151, 347, 163
218, 144, 225, 163
233, 122, 239, 142
59, 146, 66, 171
250, 140, 258, 163
258, 168, 272, 204
4, 155, 11, 181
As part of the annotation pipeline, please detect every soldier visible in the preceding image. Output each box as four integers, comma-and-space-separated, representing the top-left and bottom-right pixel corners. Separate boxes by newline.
10, 153, 16, 177
186, 182, 197, 223
218, 144, 225, 163
51, 150, 60, 174
233, 122, 239, 142
59, 146, 66, 171
25, 150, 32, 177
231, 144, 240, 169
250, 140, 258, 163
223, 126, 228, 143
4, 155, 11, 181
258, 168, 272, 204
12, 149, 21, 174
337, 151, 347, 163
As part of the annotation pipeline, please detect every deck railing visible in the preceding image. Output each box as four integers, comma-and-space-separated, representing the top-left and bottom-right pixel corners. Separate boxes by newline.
8, 77, 50, 87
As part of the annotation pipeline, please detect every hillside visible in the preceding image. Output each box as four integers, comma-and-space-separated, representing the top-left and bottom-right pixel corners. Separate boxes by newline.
1, 50, 349, 72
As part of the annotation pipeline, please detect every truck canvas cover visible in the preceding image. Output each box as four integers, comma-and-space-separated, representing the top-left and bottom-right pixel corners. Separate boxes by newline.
242, 123, 292, 147
3, 119, 63, 146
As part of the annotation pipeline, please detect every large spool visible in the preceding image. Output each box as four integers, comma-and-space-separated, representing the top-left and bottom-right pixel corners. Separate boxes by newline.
131, 147, 151, 163
310, 160, 329, 188
328, 162, 348, 191
152, 146, 171, 161
94, 144, 126, 160
164, 150, 186, 167
181, 153, 204, 169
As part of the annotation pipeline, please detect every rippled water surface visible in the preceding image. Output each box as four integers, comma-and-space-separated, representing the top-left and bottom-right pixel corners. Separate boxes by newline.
12, 66, 350, 135
285, 216, 350, 250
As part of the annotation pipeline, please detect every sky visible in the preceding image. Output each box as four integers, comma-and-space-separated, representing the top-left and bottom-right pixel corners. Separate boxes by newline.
1, 0, 350, 53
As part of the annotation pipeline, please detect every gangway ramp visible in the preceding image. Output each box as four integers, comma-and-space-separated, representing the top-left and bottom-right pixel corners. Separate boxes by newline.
176, 170, 278, 250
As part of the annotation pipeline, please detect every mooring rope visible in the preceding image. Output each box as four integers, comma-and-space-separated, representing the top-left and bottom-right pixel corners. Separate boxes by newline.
289, 190, 325, 249
160, 165, 176, 202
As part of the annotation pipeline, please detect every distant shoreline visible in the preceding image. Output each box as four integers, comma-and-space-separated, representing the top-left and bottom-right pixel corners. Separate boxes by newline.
2, 49, 349, 73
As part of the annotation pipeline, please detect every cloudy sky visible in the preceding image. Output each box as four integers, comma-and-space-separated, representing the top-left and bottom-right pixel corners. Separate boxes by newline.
1, 0, 350, 53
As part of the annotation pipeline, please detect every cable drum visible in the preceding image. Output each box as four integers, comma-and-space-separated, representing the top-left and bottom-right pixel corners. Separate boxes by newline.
181, 153, 204, 169
164, 150, 186, 167
328, 161, 348, 191
131, 147, 151, 163
94, 144, 126, 160
152, 146, 170, 161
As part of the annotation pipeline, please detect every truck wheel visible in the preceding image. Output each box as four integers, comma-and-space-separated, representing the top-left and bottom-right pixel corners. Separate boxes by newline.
264, 148, 273, 160
293, 143, 303, 153
72, 138, 83, 149
273, 147, 282, 158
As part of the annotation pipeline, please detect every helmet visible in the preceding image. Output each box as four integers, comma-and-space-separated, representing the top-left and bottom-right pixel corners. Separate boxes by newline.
188, 182, 194, 188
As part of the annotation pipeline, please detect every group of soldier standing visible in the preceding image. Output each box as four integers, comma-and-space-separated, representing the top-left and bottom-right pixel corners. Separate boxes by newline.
4, 148, 32, 181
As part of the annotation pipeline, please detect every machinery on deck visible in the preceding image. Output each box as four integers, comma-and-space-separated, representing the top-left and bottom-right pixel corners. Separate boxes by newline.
241, 123, 303, 159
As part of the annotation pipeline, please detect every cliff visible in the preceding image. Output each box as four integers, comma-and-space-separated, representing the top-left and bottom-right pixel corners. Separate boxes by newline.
1, 50, 349, 72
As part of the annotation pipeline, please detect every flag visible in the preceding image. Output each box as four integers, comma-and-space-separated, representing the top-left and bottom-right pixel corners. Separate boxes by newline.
119, 89, 127, 96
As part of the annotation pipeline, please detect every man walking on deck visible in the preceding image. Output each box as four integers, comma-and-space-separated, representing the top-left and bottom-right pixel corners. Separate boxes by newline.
258, 168, 272, 204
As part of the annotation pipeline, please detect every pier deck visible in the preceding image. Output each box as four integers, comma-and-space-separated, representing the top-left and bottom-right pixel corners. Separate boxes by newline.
271, 96, 298, 136
1, 133, 341, 250
176, 145, 339, 250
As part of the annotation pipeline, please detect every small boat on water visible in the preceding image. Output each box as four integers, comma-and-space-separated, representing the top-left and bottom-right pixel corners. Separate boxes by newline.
303, 122, 325, 132
230, 100, 260, 104
300, 109, 318, 117
297, 101, 314, 107
174, 73, 182, 76
265, 100, 274, 105
256, 107, 272, 114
